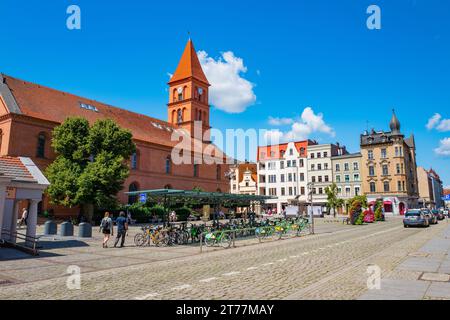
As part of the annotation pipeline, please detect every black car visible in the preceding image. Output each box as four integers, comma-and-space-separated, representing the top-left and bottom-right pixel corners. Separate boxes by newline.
432, 209, 445, 221
404, 210, 429, 228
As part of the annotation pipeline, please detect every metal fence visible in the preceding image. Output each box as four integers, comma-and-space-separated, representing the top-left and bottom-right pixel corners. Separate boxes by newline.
199, 223, 312, 253
1, 229, 40, 255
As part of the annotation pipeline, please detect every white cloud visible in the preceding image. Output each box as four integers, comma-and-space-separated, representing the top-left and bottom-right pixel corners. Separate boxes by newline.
437, 119, 450, 132
268, 117, 294, 126
426, 113, 450, 132
267, 107, 335, 142
426, 113, 442, 130
264, 129, 284, 143
435, 138, 450, 156
198, 51, 256, 113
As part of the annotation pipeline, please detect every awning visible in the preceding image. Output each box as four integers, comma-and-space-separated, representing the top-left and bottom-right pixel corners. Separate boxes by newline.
383, 201, 392, 205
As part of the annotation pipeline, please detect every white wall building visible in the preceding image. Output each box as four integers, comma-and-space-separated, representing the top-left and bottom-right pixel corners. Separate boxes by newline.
331, 153, 362, 213
257, 141, 315, 213
307, 143, 347, 211
229, 163, 257, 195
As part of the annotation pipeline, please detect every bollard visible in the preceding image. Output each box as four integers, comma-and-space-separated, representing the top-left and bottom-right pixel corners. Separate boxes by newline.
60, 221, 74, 237
78, 222, 92, 238
200, 233, 203, 253
44, 220, 57, 235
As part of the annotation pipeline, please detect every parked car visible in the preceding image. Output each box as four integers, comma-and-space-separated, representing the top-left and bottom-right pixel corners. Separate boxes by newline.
432, 209, 445, 221
421, 209, 437, 225
404, 209, 429, 228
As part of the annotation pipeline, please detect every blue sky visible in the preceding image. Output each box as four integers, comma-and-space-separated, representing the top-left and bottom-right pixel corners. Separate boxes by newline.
0, 0, 449, 186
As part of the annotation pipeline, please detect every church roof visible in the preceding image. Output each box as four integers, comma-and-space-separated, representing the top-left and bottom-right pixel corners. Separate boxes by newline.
168, 40, 210, 86
0, 74, 226, 157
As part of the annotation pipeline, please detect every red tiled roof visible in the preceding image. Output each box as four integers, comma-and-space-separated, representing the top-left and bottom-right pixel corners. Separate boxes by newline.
3, 75, 223, 155
169, 40, 210, 86
0, 157, 35, 182
257, 140, 316, 161
444, 189, 450, 196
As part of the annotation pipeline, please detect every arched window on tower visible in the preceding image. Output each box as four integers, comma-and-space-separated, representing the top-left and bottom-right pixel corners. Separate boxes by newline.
172, 110, 177, 123
177, 87, 183, 101
173, 89, 177, 102
37, 133, 46, 158
128, 183, 139, 204
198, 87, 203, 102
177, 109, 183, 124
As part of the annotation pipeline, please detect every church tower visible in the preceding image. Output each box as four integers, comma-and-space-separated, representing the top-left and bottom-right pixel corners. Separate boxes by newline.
168, 40, 211, 141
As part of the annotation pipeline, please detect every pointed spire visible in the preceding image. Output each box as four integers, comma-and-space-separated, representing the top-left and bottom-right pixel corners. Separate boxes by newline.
169, 39, 210, 86
389, 108, 401, 134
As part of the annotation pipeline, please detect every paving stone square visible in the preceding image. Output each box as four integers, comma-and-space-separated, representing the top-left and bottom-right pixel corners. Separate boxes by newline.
420, 273, 450, 282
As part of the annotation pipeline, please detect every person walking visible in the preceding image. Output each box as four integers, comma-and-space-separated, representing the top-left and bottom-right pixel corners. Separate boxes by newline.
99, 212, 113, 248
18, 208, 28, 228
114, 211, 128, 248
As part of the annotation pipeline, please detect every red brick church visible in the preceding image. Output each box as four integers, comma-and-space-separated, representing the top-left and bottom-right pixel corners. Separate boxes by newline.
0, 40, 230, 217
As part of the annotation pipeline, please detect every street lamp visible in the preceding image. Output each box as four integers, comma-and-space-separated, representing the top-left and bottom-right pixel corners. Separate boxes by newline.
307, 182, 315, 234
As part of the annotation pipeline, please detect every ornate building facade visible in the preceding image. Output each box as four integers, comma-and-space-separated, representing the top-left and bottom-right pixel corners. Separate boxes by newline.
360, 111, 419, 215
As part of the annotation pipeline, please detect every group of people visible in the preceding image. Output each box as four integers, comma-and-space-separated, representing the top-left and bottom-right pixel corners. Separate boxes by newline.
99, 211, 129, 248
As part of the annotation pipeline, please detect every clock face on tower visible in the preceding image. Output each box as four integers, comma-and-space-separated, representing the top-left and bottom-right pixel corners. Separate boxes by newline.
177, 87, 183, 94
198, 87, 203, 95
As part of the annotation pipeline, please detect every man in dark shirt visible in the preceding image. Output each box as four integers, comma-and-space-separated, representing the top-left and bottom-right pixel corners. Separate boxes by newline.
114, 211, 128, 248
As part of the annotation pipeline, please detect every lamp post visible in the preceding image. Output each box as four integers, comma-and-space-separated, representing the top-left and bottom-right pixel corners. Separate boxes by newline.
307, 182, 315, 234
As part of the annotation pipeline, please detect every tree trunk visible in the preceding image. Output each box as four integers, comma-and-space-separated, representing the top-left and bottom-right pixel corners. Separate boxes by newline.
82, 203, 94, 224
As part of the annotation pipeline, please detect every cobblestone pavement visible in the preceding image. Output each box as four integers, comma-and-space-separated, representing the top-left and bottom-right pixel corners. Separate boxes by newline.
358, 221, 450, 300
0, 217, 448, 299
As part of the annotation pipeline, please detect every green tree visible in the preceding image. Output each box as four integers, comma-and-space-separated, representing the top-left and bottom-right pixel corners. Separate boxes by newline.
45, 118, 136, 222
325, 183, 343, 217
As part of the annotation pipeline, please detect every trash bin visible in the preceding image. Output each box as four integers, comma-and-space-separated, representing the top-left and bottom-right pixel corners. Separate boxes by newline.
60, 221, 74, 237
78, 222, 92, 238
44, 220, 57, 235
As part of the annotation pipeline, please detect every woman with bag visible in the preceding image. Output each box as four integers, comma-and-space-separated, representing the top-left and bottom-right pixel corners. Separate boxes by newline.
99, 212, 113, 248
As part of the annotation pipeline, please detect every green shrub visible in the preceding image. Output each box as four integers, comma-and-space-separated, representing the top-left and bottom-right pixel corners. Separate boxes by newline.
175, 207, 192, 221
349, 200, 365, 225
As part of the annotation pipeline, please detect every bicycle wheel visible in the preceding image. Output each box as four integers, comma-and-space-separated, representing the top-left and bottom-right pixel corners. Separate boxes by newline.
134, 233, 147, 247
220, 233, 232, 248
154, 232, 168, 247
204, 233, 216, 247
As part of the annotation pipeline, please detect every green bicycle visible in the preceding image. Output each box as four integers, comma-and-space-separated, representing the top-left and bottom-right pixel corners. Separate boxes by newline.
203, 229, 232, 248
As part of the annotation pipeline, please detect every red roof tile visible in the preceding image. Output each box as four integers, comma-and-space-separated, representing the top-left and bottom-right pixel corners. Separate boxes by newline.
0, 157, 35, 182
169, 40, 210, 86
3, 75, 223, 155
257, 140, 316, 161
